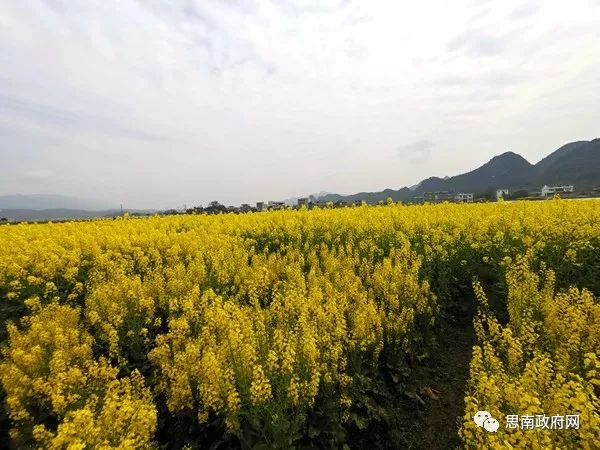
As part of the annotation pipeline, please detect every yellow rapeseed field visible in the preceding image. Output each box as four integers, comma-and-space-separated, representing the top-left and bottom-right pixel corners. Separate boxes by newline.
0, 199, 598, 448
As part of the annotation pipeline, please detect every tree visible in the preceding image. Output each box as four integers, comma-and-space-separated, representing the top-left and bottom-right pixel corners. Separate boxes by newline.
508, 190, 529, 200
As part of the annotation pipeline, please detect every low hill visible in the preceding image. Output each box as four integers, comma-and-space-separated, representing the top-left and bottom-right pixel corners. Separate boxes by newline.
0, 194, 115, 211
0, 209, 155, 222
534, 139, 600, 191
320, 139, 600, 203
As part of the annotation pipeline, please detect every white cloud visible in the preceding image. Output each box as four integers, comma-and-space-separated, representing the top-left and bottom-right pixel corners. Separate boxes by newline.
1, 0, 599, 207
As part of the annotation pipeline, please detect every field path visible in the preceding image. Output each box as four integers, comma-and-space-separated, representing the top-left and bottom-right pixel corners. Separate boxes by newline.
395, 308, 476, 450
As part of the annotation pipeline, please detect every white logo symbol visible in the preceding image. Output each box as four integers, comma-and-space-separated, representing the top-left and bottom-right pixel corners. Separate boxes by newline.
474, 410, 499, 432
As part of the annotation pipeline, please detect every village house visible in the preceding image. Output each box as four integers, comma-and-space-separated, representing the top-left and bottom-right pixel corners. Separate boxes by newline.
496, 188, 509, 200
541, 185, 574, 197
423, 191, 455, 203
455, 192, 474, 203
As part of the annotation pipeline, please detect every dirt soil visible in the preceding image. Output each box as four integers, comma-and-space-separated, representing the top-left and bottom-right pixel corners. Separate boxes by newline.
397, 314, 476, 450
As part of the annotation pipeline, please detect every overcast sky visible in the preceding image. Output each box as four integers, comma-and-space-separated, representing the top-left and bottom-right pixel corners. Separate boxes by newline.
1, 0, 600, 208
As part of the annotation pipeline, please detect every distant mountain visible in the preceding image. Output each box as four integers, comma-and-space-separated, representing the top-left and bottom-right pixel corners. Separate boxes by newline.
320, 139, 600, 203
418, 151, 533, 194
534, 141, 589, 171
0, 208, 155, 222
313, 191, 335, 199
320, 188, 414, 204
282, 191, 335, 206
0, 194, 115, 211
534, 139, 600, 189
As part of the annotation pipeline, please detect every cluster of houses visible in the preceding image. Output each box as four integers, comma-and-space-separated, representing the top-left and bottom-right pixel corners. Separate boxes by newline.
178, 198, 353, 215
4, 184, 597, 225
155, 182, 600, 218
495, 184, 576, 201
179, 183, 597, 216
256, 198, 350, 211
417, 192, 475, 203
540, 184, 575, 197
416, 184, 598, 204
256, 184, 590, 209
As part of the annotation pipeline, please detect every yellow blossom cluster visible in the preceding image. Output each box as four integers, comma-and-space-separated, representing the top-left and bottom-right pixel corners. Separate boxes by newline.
461, 255, 600, 449
147, 242, 435, 441
0, 302, 156, 448
0, 199, 599, 447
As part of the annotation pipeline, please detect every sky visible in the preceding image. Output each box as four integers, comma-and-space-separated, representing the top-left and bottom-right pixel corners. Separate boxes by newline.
1, 0, 600, 209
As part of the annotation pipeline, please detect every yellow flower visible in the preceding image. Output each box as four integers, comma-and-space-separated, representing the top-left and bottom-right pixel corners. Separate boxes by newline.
250, 365, 272, 405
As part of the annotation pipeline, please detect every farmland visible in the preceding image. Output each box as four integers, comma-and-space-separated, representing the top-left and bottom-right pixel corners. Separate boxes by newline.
0, 200, 599, 449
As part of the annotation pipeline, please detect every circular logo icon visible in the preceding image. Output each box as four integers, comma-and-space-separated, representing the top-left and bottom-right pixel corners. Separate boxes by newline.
483, 417, 500, 432
474, 411, 499, 432
474, 411, 492, 428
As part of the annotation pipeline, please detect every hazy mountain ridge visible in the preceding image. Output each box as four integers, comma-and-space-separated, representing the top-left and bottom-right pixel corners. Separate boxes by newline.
2, 139, 598, 220
0, 194, 157, 221
0, 208, 156, 222
281, 191, 335, 205
0, 194, 115, 211
535, 140, 600, 187
320, 139, 600, 203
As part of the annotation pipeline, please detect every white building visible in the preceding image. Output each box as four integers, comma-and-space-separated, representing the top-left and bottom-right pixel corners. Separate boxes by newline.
496, 189, 509, 200
455, 192, 474, 203
268, 201, 285, 210
541, 185, 574, 197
